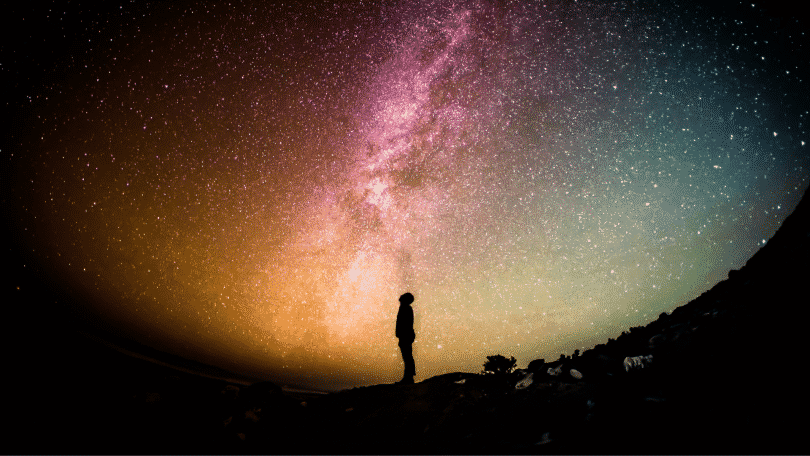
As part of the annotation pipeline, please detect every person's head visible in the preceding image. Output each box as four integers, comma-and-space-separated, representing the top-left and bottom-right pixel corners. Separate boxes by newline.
399, 292, 414, 306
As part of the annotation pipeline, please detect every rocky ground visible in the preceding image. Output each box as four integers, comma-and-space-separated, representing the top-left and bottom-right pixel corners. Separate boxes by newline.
6, 193, 809, 454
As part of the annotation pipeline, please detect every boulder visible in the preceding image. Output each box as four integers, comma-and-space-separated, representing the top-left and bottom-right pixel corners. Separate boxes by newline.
515, 372, 534, 390
623, 355, 653, 372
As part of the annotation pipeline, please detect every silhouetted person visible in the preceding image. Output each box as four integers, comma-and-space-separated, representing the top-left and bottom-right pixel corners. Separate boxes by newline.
396, 292, 416, 384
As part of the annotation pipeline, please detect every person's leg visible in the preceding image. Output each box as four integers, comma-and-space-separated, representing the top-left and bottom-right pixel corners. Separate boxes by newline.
399, 340, 415, 382
406, 342, 415, 378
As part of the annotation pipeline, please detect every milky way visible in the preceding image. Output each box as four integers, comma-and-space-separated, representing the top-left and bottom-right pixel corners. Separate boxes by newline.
7, 0, 809, 391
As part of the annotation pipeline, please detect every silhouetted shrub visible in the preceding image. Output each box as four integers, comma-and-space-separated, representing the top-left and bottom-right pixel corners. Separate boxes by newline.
482, 354, 517, 375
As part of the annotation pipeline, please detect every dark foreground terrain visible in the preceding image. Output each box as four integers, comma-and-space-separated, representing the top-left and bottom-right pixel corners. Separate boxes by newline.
5, 192, 809, 454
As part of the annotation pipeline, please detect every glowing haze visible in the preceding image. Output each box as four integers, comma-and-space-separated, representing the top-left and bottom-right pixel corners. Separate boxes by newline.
8, 0, 808, 391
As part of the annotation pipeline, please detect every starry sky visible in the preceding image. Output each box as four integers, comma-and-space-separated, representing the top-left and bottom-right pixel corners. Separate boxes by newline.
4, 0, 809, 392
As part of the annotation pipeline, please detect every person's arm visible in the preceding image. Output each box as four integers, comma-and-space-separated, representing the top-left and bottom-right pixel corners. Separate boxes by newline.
410, 307, 415, 339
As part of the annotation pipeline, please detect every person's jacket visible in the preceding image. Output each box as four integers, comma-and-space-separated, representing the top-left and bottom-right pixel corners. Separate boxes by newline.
396, 304, 415, 341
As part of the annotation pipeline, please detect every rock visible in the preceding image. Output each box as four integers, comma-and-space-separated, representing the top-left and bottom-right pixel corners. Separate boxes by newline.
547, 365, 563, 376
623, 355, 653, 372
515, 372, 534, 390
569, 369, 583, 380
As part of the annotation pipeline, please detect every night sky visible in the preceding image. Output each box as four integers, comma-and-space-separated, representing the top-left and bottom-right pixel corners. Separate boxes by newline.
4, 0, 808, 392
